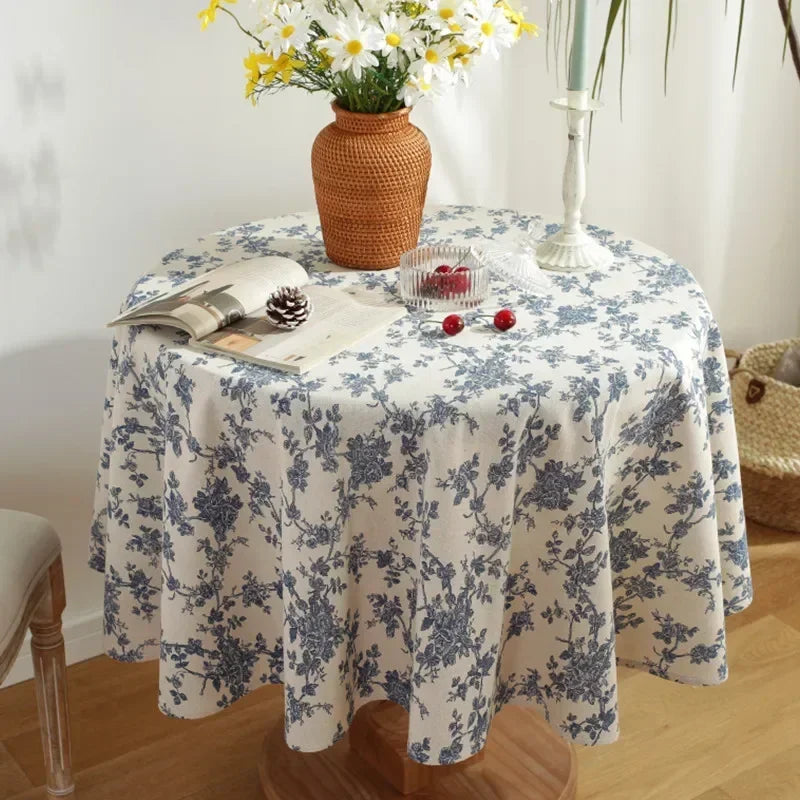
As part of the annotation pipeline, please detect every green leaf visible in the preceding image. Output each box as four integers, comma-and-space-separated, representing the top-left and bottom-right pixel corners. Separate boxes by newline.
664, 0, 676, 95
620, 0, 630, 116
732, 0, 746, 89
592, 0, 625, 100
783, 0, 794, 64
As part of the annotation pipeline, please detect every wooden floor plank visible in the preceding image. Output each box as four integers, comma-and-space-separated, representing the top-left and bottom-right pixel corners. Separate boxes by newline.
690, 790, 736, 800
0, 743, 32, 799
2, 661, 276, 786
7, 693, 283, 800
726, 524, 800, 633
576, 520, 800, 800
718, 744, 800, 800
775, 596, 800, 632
0, 656, 159, 736
577, 616, 800, 800
175, 768, 264, 800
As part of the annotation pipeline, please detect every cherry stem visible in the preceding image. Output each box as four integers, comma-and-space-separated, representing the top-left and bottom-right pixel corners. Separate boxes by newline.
450, 247, 472, 271
416, 317, 458, 330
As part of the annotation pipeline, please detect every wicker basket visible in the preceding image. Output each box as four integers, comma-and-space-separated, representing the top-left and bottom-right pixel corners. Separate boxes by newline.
728, 338, 800, 532
311, 103, 431, 270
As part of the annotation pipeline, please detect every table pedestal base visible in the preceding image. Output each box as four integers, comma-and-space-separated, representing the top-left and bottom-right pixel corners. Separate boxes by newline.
258, 701, 577, 800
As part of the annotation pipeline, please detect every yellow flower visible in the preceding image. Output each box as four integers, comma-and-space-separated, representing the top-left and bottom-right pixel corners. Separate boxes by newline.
264, 51, 304, 84
515, 18, 538, 38
243, 48, 304, 96
198, 0, 237, 30
500, 2, 538, 39
316, 47, 334, 70
449, 42, 474, 68
243, 50, 274, 104
244, 50, 272, 82
245, 78, 260, 105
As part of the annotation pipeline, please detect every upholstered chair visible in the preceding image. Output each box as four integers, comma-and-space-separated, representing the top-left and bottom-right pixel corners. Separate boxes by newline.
0, 510, 74, 796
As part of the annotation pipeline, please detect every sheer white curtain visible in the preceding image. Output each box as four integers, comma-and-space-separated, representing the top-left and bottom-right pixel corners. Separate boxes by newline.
416, 1, 800, 347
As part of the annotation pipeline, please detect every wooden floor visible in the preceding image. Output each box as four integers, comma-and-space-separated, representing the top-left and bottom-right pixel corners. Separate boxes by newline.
1, 521, 798, 800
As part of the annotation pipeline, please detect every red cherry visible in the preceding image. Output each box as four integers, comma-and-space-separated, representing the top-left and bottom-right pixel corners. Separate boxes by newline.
442, 314, 465, 336
435, 264, 452, 274
444, 272, 471, 295
446, 266, 471, 294
493, 309, 516, 331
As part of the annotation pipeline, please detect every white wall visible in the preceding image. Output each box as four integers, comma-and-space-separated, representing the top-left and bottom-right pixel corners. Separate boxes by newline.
2, 1, 798, 683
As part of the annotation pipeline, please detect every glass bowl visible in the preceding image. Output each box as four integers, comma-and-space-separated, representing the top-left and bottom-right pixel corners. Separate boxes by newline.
398, 245, 489, 311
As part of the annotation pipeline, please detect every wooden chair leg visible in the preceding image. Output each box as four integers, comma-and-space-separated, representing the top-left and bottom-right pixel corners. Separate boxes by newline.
29, 557, 74, 797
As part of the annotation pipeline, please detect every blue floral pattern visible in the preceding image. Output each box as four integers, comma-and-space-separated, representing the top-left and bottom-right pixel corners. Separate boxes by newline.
90, 206, 751, 763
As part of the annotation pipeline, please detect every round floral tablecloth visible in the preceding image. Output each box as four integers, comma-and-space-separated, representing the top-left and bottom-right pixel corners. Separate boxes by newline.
90, 206, 752, 765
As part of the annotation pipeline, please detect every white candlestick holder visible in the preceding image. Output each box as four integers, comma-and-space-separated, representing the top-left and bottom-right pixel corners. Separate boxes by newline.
536, 89, 613, 272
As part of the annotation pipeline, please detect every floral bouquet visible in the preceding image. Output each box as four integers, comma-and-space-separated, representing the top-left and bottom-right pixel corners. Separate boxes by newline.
197, 0, 537, 268
198, 0, 537, 113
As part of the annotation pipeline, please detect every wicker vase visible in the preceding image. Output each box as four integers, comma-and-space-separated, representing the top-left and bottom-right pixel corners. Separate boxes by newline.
311, 103, 432, 270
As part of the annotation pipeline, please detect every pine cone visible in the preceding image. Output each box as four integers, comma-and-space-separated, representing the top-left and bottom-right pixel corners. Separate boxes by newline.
265, 286, 313, 330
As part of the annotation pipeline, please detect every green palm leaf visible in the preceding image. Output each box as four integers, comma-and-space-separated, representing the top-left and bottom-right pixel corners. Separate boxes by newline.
548, 0, 798, 101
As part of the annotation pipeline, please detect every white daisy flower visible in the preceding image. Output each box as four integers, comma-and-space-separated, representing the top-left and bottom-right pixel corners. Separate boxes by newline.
310, 7, 341, 35
334, 0, 389, 19
426, 0, 466, 32
253, 0, 277, 13
398, 73, 449, 107
410, 39, 455, 83
262, 2, 312, 56
299, 0, 330, 17
450, 43, 475, 85
317, 13, 383, 80
378, 12, 420, 67
360, 0, 392, 17
462, 0, 516, 58
253, 0, 277, 33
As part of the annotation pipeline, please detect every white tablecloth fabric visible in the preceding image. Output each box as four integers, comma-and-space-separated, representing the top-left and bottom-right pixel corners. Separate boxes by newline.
90, 206, 752, 764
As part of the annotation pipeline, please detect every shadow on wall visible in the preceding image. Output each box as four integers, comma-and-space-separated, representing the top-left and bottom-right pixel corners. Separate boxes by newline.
0, 336, 110, 614
1, 60, 64, 271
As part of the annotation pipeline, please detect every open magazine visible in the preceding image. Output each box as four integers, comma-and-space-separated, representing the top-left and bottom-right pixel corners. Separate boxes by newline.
110, 256, 407, 373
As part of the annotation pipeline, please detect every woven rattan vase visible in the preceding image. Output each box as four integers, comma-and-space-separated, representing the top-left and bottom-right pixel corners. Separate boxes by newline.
311, 103, 431, 270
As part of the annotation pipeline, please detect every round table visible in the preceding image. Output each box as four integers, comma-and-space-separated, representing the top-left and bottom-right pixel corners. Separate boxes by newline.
91, 206, 752, 798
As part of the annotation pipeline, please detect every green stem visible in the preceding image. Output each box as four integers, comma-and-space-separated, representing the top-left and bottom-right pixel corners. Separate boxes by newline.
218, 5, 265, 50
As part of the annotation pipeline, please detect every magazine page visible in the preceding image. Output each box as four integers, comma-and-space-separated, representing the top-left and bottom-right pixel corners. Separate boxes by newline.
110, 256, 308, 339
195, 285, 406, 373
